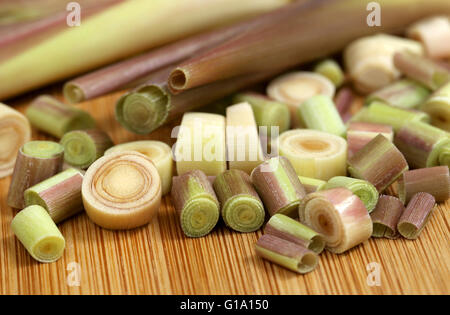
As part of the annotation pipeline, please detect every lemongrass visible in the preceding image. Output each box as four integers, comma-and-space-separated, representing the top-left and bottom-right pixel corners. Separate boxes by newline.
346, 122, 393, 158
171, 170, 220, 237
398, 192, 436, 240
314, 59, 345, 87
334, 87, 355, 121
278, 129, 347, 181
407, 16, 450, 59
0, 102, 31, 178
370, 195, 405, 239
104, 141, 173, 195
7, 141, 64, 209
298, 176, 326, 194
421, 82, 450, 132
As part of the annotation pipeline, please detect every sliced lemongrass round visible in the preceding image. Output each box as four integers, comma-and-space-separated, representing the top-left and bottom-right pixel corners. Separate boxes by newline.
421, 82, 450, 132
105, 140, 173, 195
407, 16, 450, 59
370, 195, 405, 239
277, 129, 347, 181
314, 59, 345, 87
82, 151, 162, 230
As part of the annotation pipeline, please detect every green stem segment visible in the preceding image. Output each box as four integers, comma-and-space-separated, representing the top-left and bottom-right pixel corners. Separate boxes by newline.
298, 176, 326, 194
370, 195, 405, 239
421, 81, 450, 132
314, 59, 344, 87
398, 192, 436, 240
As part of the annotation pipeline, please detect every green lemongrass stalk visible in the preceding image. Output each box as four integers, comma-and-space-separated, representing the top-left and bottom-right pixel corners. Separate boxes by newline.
421, 82, 450, 132
298, 176, 326, 194
60, 129, 113, 169
348, 134, 409, 192
407, 16, 450, 59
346, 122, 393, 158
213, 170, 265, 233
322, 176, 379, 213
0, 103, 31, 178
314, 59, 345, 87
370, 195, 405, 239
24, 168, 84, 223
11, 205, 65, 263
171, 170, 220, 237
250, 157, 306, 217
297, 95, 345, 136
7, 141, 64, 209
26, 95, 96, 138
265, 214, 325, 254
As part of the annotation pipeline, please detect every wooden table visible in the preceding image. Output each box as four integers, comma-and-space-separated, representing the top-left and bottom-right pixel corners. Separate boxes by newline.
1, 87, 449, 295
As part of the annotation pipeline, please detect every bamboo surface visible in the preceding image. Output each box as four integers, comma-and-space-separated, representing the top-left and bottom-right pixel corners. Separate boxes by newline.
0, 87, 449, 295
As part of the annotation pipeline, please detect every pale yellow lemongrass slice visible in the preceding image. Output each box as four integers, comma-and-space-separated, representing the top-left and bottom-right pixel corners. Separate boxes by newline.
407, 16, 450, 59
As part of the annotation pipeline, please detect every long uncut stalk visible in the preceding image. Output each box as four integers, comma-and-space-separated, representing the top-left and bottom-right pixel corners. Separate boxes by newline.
0, 103, 31, 178
346, 122, 393, 158
82, 151, 162, 230
421, 82, 450, 132
407, 16, 450, 59
398, 192, 436, 240
370, 195, 405, 239
298, 176, 326, 194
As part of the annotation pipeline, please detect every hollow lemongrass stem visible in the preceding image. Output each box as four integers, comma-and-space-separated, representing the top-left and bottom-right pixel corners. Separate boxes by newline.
0, 102, 31, 178
60, 129, 113, 169
11, 205, 65, 263
232, 92, 290, 137
25, 95, 96, 138
394, 121, 450, 169
348, 134, 409, 192
278, 129, 347, 181
251, 157, 306, 218
421, 82, 450, 132
24, 168, 83, 223
370, 195, 405, 239
255, 234, 319, 274
398, 166, 450, 204
213, 170, 265, 233
407, 16, 450, 59
298, 176, 326, 194
265, 214, 325, 254
334, 87, 354, 121
82, 151, 161, 230
314, 59, 344, 87
297, 95, 345, 136
104, 141, 173, 195
398, 192, 436, 240
322, 176, 379, 213
171, 170, 220, 237
346, 122, 393, 158
7, 141, 64, 209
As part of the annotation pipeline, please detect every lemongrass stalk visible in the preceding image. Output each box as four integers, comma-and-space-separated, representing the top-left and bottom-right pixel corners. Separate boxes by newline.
421, 82, 450, 132
370, 195, 405, 239
265, 214, 325, 254
407, 16, 450, 59
11, 205, 65, 263
314, 59, 345, 87
346, 122, 393, 158
297, 95, 345, 136
7, 141, 64, 209
348, 134, 409, 192
104, 141, 173, 195
298, 188, 372, 254
232, 92, 290, 136
175, 113, 226, 176
60, 129, 113, 169
24, 168, 83, 223
278, 129, 347, 181
334, 87, 355, 121
171, 170, 220, 237
298, 176, 326, 194
250, 157, 306, 217
394, 121, 450, 169
0, 103, 31, 178
213, 169, 265, 233
25, 95, 96, 138
255, 234, 319, 274
398, 192, 436, 240
398, 166, 450, 204
82, 151, 161, 230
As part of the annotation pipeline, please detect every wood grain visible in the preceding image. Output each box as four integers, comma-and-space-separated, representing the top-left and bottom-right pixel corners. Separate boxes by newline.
1, 87, 449, 295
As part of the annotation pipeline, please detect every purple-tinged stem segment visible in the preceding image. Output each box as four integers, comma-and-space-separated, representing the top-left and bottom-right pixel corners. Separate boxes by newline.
334, 87, 354, 122
370, 195, 405, 239
347, 122, 393, 158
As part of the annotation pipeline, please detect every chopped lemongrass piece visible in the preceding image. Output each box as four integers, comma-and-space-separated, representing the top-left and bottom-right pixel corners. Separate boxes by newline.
251, 157, 306, 217
267, 72, 335, 128
7, 141, 64, 209
104, 140, 173, 195
0, 102, 31, 178
24, 168, 84, 223
175, 112, 226, 176
255, 234, 318, 274
299, 188, 372, 254
314, 59, 345, 87
322, 176, 379, 213
11, 205, 65, 263
278, 129, 347, 181
366, 79, 431, 109
213, 169, 265, 233
298, 176, 326, 194
407, 16, 450, 59
60, 129, 113, 169
25, 95, 96, 138
398, 166, 450, 204
346, 122, 393, 158
265, 214, 325, 254
397, 192, 436, 240
394, 121, 450, 168
171, 170, 220, 237
334, 87, 355, 122
297, 95, 345, 137
233, 92, 290, 136
370, 195, 405, 239
421, 82, 450, 132
82, 151, 162, 230
348, 134, 409, 192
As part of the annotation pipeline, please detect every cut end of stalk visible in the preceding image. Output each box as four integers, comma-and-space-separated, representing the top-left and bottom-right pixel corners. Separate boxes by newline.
169, 68, 188, 92
308, 234, 326, 254
63, 82, 85, 104
22, 140, 64, 159
297, 252, 319, 274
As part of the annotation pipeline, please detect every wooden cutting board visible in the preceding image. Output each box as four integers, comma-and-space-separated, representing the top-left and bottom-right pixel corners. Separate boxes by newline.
1, 87, 449, 295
